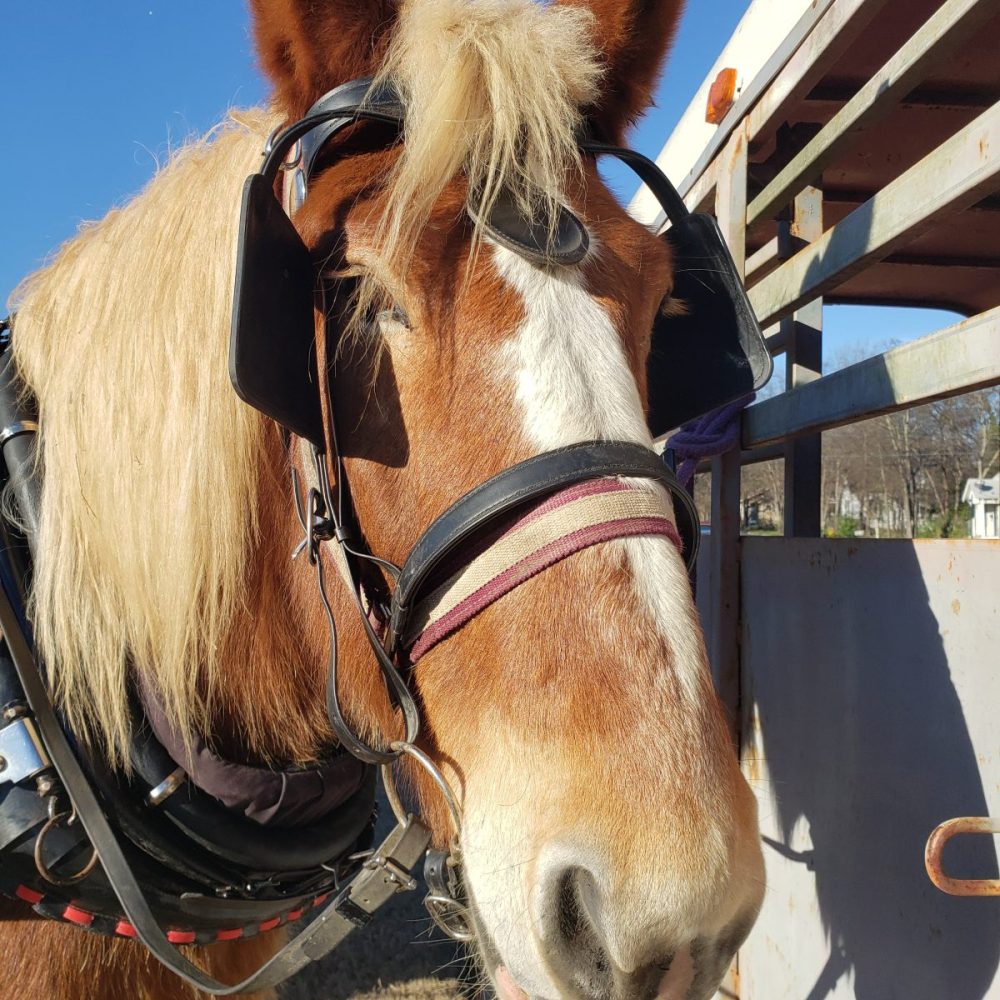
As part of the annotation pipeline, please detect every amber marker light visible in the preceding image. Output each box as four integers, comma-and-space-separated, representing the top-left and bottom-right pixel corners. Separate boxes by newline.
706, 68, 739, 124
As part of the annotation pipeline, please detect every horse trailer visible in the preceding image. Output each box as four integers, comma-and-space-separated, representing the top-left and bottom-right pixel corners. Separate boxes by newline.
631, 0, 1000, 996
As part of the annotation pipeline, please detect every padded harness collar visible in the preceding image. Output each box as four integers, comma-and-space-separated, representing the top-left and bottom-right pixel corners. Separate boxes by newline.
138, 676, 367, 828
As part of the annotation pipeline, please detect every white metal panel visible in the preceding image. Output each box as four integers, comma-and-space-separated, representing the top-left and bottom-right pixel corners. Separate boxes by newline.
627, 0, 816, 224
738, 538, 1000, 999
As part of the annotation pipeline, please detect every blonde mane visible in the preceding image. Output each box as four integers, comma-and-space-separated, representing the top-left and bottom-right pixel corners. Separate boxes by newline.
7, 0, 601, 763
353, 0, 602, 329
10, 109, 280, 762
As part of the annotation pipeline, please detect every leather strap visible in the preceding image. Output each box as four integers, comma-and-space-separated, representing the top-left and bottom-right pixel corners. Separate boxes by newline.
578, 139, 691, 226
388, 441, 699, 651
405, 479, 685, 660
260, 80, 404, 186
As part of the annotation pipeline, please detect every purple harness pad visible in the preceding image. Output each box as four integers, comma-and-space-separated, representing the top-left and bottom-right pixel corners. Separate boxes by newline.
140, 678, 366, 828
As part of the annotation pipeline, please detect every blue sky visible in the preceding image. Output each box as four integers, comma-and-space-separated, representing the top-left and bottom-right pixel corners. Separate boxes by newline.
1, 1, 956, 369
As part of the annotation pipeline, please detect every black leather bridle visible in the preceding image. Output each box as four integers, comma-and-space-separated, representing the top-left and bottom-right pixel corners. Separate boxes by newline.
234, 76, 702, 767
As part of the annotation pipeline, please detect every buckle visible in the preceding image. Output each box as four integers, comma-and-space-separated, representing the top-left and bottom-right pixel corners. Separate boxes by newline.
363, 851, 418, 892
0, 716, 50, 784
423, 847, 474, 941
334, 816, 431, 928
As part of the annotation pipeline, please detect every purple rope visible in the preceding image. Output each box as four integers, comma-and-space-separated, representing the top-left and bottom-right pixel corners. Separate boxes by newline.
666, 393, 755, 488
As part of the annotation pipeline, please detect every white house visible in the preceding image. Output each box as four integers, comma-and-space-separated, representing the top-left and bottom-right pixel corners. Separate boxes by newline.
962, 475, 1000, 539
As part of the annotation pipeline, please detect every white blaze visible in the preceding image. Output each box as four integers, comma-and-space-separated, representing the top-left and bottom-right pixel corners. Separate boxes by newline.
460, 247, 720, 996
493, 245, 705, 702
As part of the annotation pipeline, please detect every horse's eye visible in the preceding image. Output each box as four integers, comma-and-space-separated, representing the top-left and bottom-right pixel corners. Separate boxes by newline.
376, 303, 410, 330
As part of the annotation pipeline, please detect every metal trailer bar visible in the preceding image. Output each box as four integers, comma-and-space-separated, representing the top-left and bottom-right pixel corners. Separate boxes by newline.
747, 0, 998, 226
748, 98, 1000, 327
706, 125, 750, 738
633, 0, 893, 225
780, 187, 824, 538
744, 305, 1000, 447
672, 0, 838, 202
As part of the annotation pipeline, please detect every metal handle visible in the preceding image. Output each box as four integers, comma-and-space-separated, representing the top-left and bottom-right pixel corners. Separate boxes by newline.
925, 817, 1000, 896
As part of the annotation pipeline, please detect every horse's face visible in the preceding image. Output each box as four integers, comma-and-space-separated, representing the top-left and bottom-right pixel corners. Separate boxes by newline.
254, 2, 764, 996
303, 143, 762, 1000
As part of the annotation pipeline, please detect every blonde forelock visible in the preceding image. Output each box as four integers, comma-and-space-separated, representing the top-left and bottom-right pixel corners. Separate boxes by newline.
349, 0, 602, 334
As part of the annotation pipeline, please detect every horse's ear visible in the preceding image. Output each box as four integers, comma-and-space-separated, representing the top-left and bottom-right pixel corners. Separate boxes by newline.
249, 0, 400, 118
558, 0, 685, 143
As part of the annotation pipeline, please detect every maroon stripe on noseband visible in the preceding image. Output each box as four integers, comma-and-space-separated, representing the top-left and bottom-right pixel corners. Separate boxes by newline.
408, 479, 683, 662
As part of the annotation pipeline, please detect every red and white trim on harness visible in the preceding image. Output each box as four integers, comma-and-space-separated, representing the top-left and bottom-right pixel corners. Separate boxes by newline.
8, 880, 328, 945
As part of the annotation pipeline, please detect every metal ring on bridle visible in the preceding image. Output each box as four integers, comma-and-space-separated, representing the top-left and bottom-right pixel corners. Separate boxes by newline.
0, 420, 39, 448
424, 892, 476, 942
34, 810, 99, 886
380, 741, 463, 835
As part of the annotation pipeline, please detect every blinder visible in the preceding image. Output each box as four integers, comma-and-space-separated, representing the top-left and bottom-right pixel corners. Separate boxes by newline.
230, 77, 593, 445
578, 140, 772, 435
230, 77, 770, 446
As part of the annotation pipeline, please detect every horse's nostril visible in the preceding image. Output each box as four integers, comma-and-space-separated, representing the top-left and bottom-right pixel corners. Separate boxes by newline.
555, 868, 590, 945
543, 865, 676, 1000
548, 867, 613, 998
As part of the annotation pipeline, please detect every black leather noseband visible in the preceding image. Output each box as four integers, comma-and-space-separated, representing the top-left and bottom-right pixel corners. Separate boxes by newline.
387, 441, 699, 652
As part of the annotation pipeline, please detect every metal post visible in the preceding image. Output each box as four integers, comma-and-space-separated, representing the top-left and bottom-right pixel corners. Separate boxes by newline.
782, 186, 824, 536
710, 124, 750, 739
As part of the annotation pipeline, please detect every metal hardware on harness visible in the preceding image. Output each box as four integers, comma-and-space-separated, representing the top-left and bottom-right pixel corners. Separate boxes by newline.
925, 816, 1000, 896
424, 848, 475, 942
282, 141, 302, 171
0, 420, 39, 449
363, 851, 418, 892
331, 816, 431, 932
381, 742, 472, 940
291, 467, 335, 563
381, 741, 463, 836
34, 802, 100, 886
0, 716, 50, 784
146, 766, 187, 807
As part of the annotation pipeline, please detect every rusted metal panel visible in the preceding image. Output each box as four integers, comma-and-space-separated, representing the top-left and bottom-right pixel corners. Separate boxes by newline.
737, 538, 1000, 999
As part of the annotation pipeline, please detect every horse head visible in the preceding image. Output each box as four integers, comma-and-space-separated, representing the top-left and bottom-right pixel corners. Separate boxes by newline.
249, 1, 765, 996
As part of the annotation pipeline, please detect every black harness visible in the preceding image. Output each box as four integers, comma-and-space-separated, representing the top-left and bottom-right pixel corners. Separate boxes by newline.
0, 75, 768, 994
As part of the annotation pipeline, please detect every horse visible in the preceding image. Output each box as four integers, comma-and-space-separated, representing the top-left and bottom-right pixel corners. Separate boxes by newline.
2, 1, 764, 997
